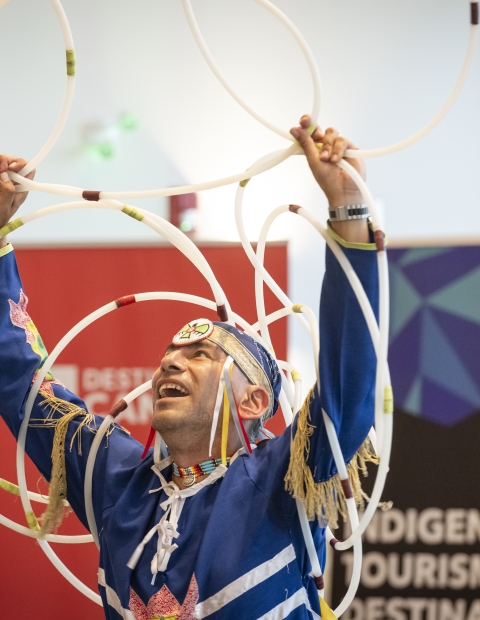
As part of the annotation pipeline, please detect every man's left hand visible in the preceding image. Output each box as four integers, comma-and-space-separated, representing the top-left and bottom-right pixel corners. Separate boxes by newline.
290, 115, 365, 208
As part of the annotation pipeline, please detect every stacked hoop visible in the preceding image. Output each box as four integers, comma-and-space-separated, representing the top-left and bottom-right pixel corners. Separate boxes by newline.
0, 0, 477, 615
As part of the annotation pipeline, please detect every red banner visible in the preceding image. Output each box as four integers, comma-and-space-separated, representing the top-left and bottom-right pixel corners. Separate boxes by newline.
0, 243, 287, 619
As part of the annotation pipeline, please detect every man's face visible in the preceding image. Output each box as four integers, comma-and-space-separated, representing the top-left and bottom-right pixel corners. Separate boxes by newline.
151, 340, 227, 437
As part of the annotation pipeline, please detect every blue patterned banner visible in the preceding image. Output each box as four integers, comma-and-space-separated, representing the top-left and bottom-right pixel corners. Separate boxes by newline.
389, 245, 480, 426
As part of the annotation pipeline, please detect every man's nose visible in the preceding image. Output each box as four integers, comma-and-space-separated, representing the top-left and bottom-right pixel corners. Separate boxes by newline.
160, 350, 186, 373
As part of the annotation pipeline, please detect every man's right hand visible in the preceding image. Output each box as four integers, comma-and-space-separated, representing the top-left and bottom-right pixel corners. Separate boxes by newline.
0, 155, 35, 248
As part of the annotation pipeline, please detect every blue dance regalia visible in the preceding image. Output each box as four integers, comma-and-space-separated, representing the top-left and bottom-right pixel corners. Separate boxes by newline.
0, 229, 378, 620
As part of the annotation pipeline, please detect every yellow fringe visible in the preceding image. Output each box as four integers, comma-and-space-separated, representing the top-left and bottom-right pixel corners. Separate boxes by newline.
30, 394, 93, 535
285, 387, 384, 529
29, 392, 126, 536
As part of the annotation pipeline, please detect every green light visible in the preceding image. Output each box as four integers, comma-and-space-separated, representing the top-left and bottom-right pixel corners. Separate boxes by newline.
86, 142, 115, 161
98, 141, 115, 159
180, 220, 193, 232
119, 114, 139, 132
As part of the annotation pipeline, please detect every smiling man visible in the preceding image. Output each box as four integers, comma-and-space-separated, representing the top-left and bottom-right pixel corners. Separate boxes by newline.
152, 322, 278, 482
0, 116, 380, 620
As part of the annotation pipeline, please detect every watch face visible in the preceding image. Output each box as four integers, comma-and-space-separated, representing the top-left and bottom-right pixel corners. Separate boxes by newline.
171, 319, 214, 347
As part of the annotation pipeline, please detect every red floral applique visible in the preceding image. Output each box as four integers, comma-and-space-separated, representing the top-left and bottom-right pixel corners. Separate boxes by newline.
8, 288, 48, 361
9, 289, 64, 395
129, 574, 199, 620
9, 289, 34, 341
33, 370, 65, 397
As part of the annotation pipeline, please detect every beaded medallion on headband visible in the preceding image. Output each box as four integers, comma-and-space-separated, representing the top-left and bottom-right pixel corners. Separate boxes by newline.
173, 457, 230, 487
170, 318, 281, 421
172, 319, 214, 346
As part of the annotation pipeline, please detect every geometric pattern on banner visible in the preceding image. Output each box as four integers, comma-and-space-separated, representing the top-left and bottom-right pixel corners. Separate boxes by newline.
389, 245, 480, 426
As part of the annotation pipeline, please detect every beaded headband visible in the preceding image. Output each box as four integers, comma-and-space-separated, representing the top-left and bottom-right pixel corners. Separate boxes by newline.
171, 319, 274, 416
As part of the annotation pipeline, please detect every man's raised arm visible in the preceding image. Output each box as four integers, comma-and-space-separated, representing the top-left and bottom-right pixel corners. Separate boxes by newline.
284, 118, 379, 528
0, 155, 41, 424
0, 155, 143, 535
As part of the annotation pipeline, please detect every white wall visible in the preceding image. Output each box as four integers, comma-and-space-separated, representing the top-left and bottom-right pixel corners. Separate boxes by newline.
1, 0, 479, 384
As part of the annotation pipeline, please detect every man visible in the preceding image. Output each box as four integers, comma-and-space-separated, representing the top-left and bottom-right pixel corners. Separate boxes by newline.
0, 115, 379, 619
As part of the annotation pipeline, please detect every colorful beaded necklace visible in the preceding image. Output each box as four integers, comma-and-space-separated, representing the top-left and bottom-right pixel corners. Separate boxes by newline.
172, 457, 230, 487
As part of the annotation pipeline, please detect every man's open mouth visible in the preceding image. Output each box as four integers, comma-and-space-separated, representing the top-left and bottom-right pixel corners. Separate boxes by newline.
158, 383, 189, 399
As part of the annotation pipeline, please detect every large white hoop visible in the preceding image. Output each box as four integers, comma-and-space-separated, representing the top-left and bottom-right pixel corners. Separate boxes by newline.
0, 0, 476, 614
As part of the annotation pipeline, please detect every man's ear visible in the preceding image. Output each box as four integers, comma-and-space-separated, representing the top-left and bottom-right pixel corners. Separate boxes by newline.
236, 384, 270, 421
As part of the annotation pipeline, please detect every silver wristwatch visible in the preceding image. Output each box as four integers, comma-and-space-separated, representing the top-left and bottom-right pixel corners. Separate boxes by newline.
329, 204, 369, 221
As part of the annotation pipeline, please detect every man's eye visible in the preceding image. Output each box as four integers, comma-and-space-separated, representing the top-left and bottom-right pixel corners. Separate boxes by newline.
194, 350, 208, 358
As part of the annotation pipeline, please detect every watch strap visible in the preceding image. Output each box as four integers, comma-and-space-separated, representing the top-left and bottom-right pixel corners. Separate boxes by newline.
329, 204, 369, 221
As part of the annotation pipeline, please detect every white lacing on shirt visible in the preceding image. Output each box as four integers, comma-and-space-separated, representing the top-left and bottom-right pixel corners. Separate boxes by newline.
126, 454, 236, 583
